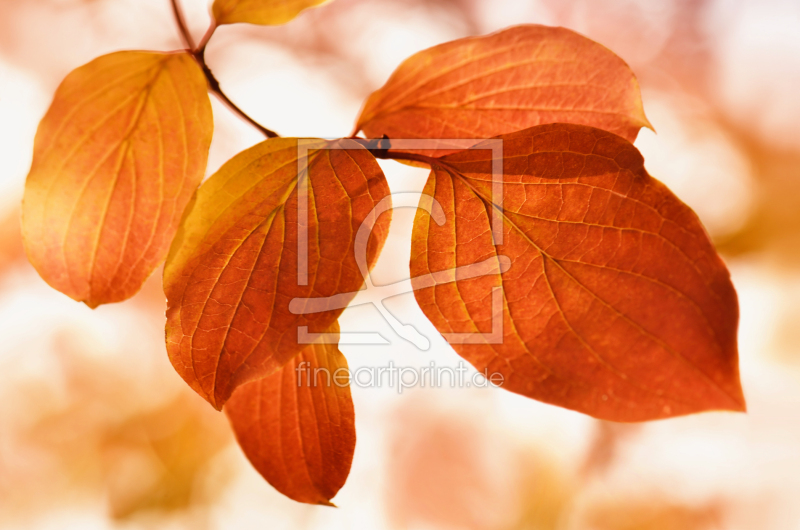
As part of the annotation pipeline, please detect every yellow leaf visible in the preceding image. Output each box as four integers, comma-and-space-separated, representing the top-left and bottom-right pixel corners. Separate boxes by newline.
22, 51, 213, 308
212, 0, 329, 26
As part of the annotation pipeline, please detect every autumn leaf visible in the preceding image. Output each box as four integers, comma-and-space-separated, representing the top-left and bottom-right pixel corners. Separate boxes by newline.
225, 322, 355, 506
355, 25, 652, 156
22, 51, 213, 308
409, 123, 744, 421
212, 0, 328, 26
164, 138, 390, 410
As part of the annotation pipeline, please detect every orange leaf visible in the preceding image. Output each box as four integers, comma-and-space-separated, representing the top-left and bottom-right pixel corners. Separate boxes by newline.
164, 138, 390, 409
225, 321, 354, 506
409, 123, 744, 421
212, 0, 328, 26
22, 51, 213, 308
356, 25, 652, 156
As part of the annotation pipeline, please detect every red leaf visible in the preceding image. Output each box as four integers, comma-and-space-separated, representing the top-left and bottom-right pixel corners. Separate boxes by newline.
164, 139, 390, 409
356, 25, 652, 156
225, 322, 354, 506
410, 123, 744, 421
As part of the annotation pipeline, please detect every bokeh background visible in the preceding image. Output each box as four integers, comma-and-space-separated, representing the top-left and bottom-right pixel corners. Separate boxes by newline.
1, 0, 799, 528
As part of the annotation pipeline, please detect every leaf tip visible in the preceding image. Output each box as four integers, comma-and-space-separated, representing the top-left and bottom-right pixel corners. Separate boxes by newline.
728, 393, 748, 414
83, 300, 100, 310
208, 391, 225, 412
720, 376, 747, 414
630, 77, 655, 134
639, 111, 656, 134
698, 379, 747, 417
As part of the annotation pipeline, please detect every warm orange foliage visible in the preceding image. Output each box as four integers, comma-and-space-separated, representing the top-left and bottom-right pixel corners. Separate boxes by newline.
225, 323, 355, 506
212, 0, 328, 26
356, 25, 652, 156
163, 138, 390, 409
22, 51, 212, 308
409, 124, 744, 421
18, 0, 747, 507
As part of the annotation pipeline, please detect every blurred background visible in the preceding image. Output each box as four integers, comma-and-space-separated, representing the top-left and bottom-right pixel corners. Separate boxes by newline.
1, 0, 799, 528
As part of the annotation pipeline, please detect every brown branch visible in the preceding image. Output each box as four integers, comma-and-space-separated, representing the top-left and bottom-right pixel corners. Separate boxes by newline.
351, 137, 441, 166
196, 23, 217, 54
170, 0, 196, 50
170, 0, 279, 139
195, 53, 280, 138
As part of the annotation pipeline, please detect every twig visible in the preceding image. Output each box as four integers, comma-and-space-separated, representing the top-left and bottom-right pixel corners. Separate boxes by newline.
351, 137, 436, 165
195, 23, 217, 54
170, 0, 279, 139
195, 54, 280, 138
170, 0, 196, 50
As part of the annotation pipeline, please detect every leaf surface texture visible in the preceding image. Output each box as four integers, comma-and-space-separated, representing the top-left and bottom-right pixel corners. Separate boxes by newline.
357, 25, 651, 156
23, 51, 213, 307
164, 138, 390, 409
225, 322, 354, 506
410, 123, 744, 421
213, 0, 328, 26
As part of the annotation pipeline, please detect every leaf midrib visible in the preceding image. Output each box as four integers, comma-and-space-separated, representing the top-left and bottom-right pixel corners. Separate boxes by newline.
432, 159, 742, 409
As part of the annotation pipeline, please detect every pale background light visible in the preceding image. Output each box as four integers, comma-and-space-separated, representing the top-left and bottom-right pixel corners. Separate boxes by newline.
0, 1, 799, 529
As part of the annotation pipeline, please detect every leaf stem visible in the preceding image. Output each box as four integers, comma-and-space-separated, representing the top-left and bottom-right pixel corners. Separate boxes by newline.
196, 22, 217, 54
170, 0, 279, 139
194, 53, 280, 138
352, 137, 436, 165
170, 0, 196, 50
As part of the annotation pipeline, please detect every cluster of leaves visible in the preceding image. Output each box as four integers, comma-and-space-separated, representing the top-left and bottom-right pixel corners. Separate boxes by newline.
21, 0, 745, 506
